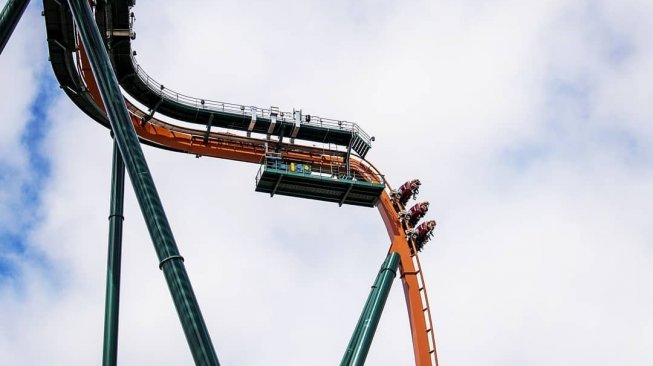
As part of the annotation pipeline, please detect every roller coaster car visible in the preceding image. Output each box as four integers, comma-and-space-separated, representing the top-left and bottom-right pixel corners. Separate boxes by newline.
399, 201, 430, 227
255, 156, 385, 207
391, 179, 421, 207
406, 220, 436, 252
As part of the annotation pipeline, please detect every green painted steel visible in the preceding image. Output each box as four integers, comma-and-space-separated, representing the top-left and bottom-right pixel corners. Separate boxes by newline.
102, 140, 125, 366
255, 165, 385, 207
341, 252, 400, 366
349, 251, 399, 365
0, 0, 30, 54
340, 254, 397, 365
340, 283, 376, 366
66, 1, 220, 364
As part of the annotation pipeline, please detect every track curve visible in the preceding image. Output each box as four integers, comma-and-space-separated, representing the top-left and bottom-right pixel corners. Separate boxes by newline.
43, 0, 439, 364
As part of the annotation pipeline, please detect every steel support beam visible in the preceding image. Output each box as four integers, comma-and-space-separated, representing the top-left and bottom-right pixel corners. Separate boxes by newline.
339, 183, 354, 207
202, 113, 214, 144
102, 139, 125, 366
270, 174, 283, 197
341, 252, 400, 366
340, 281, 377, 366
0, 0, 31, 54
66, 1, 220, 364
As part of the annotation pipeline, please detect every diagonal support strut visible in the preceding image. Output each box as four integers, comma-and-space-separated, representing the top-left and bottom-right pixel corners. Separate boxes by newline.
66, 1, 220, 364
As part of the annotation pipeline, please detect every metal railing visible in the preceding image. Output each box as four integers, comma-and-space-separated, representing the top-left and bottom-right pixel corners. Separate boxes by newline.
130, 56, 373, 147
255, 152, 384, 187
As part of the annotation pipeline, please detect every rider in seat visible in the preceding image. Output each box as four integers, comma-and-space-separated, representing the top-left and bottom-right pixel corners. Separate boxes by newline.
406, 201, 430, 227
406, 220, 436, 251
393, 179, 421, 206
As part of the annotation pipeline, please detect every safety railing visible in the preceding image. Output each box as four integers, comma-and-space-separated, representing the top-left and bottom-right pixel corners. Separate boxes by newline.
255, 152, 384, 187
130, 56, 373, 148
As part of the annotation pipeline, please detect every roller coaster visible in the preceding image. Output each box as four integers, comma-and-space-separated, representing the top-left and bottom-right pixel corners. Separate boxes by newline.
1, 0, 440, 365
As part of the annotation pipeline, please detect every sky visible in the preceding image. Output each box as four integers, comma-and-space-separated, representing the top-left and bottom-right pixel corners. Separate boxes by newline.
1, 0, 652, 365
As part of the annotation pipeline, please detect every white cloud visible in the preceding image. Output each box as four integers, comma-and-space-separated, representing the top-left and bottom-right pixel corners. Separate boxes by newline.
0, 8, 45, 236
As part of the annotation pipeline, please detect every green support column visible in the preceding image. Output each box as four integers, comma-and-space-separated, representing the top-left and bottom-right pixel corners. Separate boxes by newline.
0, 0, 31, 54
340, 281, 377, 366
341, 252, 400, 366
102, 139, 125, 366
66, 0, 220, 364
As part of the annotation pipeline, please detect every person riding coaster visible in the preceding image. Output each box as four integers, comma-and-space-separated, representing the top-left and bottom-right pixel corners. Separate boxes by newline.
398, 201, 430, 227
406, 220, 436, 252
392, 179, 421, 206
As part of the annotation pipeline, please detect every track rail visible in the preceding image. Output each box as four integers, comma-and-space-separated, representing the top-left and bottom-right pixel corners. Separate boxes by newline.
43, 0, 439, 364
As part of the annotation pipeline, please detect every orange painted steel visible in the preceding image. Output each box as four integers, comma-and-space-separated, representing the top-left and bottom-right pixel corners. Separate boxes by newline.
377, 192, 439, 366
78, 44, 438, 366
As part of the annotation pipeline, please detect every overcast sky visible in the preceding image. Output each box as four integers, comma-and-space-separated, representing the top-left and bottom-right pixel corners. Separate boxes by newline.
1, 0, 652, 365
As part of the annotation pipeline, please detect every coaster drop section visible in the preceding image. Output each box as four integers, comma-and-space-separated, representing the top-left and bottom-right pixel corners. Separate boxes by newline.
0, 0, 443, 364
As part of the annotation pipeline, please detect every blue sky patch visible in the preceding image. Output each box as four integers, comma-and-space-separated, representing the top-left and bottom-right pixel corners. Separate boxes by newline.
0, 69, 57, 283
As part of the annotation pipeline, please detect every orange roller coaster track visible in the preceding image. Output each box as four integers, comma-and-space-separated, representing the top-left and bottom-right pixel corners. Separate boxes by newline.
38, 0, 440, 364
